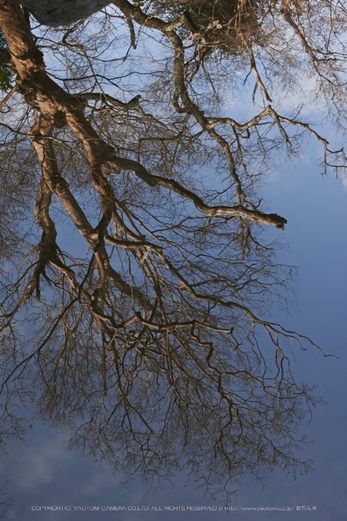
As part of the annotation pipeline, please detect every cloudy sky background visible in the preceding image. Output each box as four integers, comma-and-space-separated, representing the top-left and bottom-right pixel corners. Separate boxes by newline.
0, 8, 346, 516
1, 138, 346, 521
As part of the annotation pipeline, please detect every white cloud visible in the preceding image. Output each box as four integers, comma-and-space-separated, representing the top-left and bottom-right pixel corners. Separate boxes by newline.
18, 442, 69, 491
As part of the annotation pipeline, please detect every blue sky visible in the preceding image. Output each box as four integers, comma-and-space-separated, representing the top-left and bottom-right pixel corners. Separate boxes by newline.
1, 151, 346, 520
1, 3, 347, 518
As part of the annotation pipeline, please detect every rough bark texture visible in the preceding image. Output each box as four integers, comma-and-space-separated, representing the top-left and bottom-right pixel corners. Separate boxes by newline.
20, 0, 111, 26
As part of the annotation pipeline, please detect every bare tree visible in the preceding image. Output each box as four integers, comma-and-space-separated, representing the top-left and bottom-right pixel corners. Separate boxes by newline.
0, 0, 343, 498
0, 480, 13, 519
